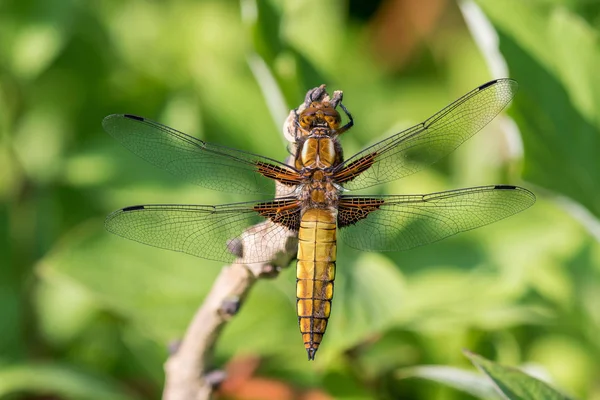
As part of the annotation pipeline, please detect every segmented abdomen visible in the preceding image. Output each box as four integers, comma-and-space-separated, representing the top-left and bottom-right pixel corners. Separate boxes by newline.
296, 208, 336, 360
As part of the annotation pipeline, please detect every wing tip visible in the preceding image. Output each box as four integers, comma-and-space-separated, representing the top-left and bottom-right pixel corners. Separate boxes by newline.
478, 78, 518, 91
493, 184, 536, 202
122, 205, 146, 212
102, 114, 117, 129
123, 114, 144, 121
478, 80, 497, 90
102, 114, 145, 131
494, 185, 537, 208
104, 205, 145, 232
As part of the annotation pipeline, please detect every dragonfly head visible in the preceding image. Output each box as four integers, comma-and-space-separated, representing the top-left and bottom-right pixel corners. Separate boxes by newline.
298, 102, 341, 135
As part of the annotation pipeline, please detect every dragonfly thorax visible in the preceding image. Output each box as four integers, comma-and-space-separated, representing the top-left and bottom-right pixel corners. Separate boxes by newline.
297, 170, 340, 208
295, 138, 342, 208
295, 135, 343, 171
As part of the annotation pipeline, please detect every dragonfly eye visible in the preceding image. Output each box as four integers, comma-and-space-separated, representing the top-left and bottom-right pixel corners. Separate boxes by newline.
299, 115, 313, 130
324, 114, 340, 129
299, 106, 341, 132
299, 108, 317, 130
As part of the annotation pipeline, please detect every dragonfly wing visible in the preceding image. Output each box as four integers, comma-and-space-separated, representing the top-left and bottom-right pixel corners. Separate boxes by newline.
333, 79, 518, 190
338, 185, 535, 251
105, 198, 301, 264
103, 114, 301, 195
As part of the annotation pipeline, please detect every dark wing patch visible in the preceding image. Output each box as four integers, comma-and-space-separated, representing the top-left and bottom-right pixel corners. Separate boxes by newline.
256, 162, 304, 186
333, 153, 377, 184
338, 197, 385, 227
253, 199, 302, 231
105, 198, 299, 263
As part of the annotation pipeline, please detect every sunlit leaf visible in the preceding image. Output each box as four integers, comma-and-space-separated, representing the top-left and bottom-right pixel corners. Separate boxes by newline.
10, 24, 65, 79
39, 221, 299, 358
242, 0, 283, 64
465, 351, 573, 400
398, 365, 502, 399
0, 363, 136, 400
476, 0, 600, 219
323, 251, 406, 357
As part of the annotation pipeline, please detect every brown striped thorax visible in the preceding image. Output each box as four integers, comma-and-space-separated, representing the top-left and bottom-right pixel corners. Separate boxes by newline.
104, 79, 535, 361
293, 87, 355, 210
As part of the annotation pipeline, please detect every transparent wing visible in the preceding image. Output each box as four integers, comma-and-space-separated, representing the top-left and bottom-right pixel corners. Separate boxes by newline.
103, 114, 300, 195
333, 79, 518, 190
105, 198, 301, 263
338, 185, 535, 251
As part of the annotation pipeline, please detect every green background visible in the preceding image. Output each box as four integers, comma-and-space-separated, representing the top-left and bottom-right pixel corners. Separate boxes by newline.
2, 0, 600, 399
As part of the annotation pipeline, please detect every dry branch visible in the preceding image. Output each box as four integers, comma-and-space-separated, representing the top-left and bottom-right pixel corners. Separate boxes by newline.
162, 85, 334, 400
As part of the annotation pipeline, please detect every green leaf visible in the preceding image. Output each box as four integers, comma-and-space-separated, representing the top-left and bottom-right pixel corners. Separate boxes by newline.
322, 369, 374, 400
0, 363, 136, 400
398, 365, 502, 399
323, 251, 406, 358
242, 0, 283, 64
476, 0, 600, 218
39, 221, 299, 359
464, 351, 573, 400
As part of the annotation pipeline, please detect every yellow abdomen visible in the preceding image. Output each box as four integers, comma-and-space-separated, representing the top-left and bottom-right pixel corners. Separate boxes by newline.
296, 208, 336, 360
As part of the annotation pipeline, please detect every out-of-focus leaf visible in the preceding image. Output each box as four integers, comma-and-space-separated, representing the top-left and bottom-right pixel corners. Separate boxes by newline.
271, 47, 329, 110
527, 335, 596, 396
35, 276, 99, 345
120, 326, 167, 384
357, 330, 421, 378
39, 220, 299, 358
323, 252, 406, 358
38, 220, 220, 340
246, 52, 290, 129
242, 0, 328, 132
465, 351, 573, 400
0, 201, 25, 359
216, 275, 300, 359
0, 363, 136, 400
289, 46, 328, 91
1, 0, 75, 79
13, 108, 68, 184
242, 0, 283, 64
282, 0, 345, 76
476, 0, 600, 219
322, 369, 374, 400
397, 365, 502, 399
10, 24, 65, 80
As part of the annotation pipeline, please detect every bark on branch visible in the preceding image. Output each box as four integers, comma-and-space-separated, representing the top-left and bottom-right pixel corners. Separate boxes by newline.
162, 85, 334, 400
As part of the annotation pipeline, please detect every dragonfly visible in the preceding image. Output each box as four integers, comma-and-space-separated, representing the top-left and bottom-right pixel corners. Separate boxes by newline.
103, 79, 535, 360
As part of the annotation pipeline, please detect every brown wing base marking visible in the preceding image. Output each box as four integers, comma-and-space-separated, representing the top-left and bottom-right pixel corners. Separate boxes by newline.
254, 199, 302, 231
256, 161, 302, 186
333, 153, 377, 184
338, 197, 385, 228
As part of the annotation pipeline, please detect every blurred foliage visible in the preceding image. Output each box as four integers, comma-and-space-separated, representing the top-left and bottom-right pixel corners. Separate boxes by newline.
398, 351, 575, 399
1, 0, 600, 399
464, 351, 573, 400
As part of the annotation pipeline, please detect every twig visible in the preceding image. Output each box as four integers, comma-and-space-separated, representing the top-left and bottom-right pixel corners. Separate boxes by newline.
162, 262, 255, 400
161, 85, 333, 400
161, 180, 297, 400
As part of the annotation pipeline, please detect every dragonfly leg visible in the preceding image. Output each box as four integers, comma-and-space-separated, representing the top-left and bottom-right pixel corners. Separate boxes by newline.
335, 102, 354, 135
